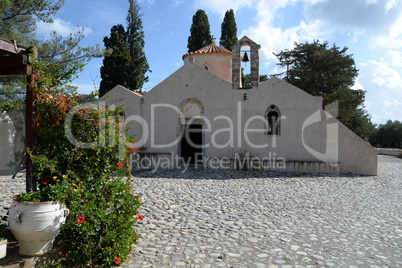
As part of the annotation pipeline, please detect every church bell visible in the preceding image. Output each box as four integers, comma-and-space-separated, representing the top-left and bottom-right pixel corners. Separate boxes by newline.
242, 51, 249, 62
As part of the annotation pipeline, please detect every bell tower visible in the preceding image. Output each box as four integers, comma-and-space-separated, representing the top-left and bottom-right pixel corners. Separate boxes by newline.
232, 36, 261, 89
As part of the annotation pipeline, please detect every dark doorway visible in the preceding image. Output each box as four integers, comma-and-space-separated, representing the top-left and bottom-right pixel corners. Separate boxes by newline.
180, 124, 203, 164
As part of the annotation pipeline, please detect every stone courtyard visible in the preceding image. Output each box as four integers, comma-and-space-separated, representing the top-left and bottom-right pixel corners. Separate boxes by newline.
125, 155, 402, 267
1, 155, 401, 267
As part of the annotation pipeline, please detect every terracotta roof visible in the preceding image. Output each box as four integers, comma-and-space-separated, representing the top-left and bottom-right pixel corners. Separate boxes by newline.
182, 43, 232, 60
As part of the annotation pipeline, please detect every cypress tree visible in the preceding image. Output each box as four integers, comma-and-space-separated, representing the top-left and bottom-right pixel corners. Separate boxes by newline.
187, 9, 211, 52
99, 25, 129, 97
126, 0, 150, 93
99, 0, 150, 96
220, 9, 238, 51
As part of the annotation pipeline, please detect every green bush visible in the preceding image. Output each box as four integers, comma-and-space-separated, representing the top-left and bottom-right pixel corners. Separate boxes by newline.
29, 61, 142, 267
58, 174, 141, 266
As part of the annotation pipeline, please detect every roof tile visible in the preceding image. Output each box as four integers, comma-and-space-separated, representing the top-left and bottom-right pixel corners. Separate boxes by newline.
182, 43, 232, 60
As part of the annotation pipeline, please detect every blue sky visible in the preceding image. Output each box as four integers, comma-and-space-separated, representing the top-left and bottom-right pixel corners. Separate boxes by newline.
36, 0, 402, 124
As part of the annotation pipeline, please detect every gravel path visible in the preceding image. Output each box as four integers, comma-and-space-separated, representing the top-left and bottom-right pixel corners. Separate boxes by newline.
1, 156, 401, 267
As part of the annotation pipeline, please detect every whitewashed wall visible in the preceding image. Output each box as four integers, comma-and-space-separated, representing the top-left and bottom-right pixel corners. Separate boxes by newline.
105, 61, 377, 175
0, 111, 25, 175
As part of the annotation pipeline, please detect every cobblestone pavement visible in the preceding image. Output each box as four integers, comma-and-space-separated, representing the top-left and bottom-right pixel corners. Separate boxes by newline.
123, 155, 402, 267
1, 156, 401, 267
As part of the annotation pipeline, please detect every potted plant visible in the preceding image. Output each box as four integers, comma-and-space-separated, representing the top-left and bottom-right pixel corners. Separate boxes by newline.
8, 175, 70, 256
7, 62, 78, 257
9, 58, 142, 265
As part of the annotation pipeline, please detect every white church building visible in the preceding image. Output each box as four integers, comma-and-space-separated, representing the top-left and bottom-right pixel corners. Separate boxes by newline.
102, 36, 377, 175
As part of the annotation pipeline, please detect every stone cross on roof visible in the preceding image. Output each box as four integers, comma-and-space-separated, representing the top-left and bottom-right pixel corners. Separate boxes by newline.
210, 35, 216, 43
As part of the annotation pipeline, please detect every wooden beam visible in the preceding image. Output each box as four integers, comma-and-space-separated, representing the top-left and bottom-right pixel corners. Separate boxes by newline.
0, 54, 28, 66
0, 39, 26, 54
0, 65, 31, 76
0, 53, 33, 76
25, 47, 37, 192
0, 42, 36, 191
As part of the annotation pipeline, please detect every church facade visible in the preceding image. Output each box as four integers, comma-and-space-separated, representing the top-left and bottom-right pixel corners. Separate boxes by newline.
102, 36, 377, 175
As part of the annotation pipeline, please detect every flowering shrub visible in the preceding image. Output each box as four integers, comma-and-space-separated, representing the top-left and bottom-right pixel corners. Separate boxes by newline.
17, 176, 68, 202
28, 61, 142, 267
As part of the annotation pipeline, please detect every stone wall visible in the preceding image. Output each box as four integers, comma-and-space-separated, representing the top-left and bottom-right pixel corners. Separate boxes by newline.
376, 148, 402, 156
132, 152, 340, 174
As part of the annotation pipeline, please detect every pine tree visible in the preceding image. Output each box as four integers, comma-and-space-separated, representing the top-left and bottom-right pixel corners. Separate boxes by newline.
274, 41, 358, 97
0, 0, 100, 110
187, 9, 211, 52
126, 0, 150, 93
274, 40, 374, 138
0, 0, 64, 41
220, 9, 238, 51
99, 25, 129, 97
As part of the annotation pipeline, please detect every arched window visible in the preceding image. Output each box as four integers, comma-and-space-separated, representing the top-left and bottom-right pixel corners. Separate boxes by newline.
115, 108, 125, 123
204, 66, 209, 70
266, 105, 281, 135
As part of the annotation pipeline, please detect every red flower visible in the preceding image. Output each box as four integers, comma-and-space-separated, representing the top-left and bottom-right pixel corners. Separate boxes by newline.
41, 178, 50, 185
77, 216, 85, 223
60, 251, 67, 257
133, 141, 137, 143
137, 214, 144, 221
117, 162, 123, 168
134, 146, 139, 150
115, 256, 121, 264
127, 146, 132, 151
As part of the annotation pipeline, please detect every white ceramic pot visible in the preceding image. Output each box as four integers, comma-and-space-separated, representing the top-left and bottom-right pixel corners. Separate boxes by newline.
8, 196, 69, 256
0, 239, 6, 259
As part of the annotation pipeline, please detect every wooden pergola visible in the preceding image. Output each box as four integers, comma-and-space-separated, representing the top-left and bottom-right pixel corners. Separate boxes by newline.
0, 39, 37, 192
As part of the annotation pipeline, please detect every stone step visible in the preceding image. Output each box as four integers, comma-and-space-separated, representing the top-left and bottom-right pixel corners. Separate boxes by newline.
0, 233, 60, 268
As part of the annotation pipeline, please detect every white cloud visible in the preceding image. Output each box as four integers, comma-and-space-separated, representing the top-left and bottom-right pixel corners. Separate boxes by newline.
171, 0, 185, 7
358, 58, 402, 124
384, 50, 402, 67
37, 18, 74, 36
385, 0, 398, 13
366, 60, 402, 89
352, 78, 364, 91
304, 0, 402, 49
138, 0, 155, 4
240, 0, 326, 65
191, 0, 402, 124
229, 0, 402, 52
194, 0, 255, 16
376, 14, 402, 49
194, 0, 331, 67
37, 18, 92, 37
384, 99, 402, 107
